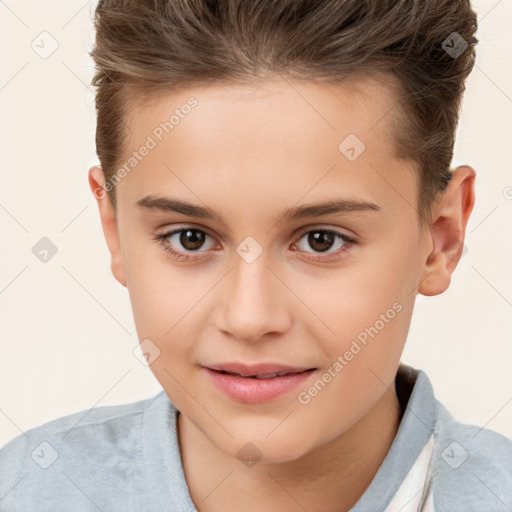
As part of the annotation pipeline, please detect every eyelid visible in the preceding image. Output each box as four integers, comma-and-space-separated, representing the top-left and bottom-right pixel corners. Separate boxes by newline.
293, 223, 358, 242
157, 223, 220, 242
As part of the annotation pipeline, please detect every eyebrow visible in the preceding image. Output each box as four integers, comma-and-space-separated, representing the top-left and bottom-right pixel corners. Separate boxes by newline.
136, 195, 381, 225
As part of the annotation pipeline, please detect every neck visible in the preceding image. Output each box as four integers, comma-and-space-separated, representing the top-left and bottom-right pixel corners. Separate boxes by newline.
178, 386, 402, 512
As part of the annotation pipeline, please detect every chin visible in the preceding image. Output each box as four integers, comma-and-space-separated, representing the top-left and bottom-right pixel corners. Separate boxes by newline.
218, 432, 313, 466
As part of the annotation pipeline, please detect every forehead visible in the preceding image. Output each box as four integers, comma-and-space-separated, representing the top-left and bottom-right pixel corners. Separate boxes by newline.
124, 74, 401, 155
117, 75, 416, 218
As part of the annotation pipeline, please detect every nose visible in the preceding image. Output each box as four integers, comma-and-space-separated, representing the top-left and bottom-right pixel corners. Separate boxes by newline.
214, 252, 292, 343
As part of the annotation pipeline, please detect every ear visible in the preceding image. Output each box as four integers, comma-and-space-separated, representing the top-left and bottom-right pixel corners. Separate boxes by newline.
88, 165, 127, 287
418, 165, 476, 296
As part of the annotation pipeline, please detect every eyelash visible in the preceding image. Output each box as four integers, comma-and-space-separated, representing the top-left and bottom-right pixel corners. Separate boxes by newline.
153, 226, 357, 263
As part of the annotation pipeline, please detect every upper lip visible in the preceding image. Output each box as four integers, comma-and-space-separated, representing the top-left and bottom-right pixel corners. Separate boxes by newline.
204, 362, 315, 377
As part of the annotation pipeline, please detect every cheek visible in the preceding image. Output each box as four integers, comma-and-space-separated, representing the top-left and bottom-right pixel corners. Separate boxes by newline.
310, 247, 417, 349
297, 234, 419, 406
123, 236, 198, 326
124, 249, 218, 370
293, 299, 414, 449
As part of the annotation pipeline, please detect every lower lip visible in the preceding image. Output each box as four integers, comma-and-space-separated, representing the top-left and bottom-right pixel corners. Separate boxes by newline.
203, 367, 315, 404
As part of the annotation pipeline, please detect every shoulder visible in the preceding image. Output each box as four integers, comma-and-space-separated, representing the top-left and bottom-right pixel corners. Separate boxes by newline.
0, 391, 168, 510
430, 399, 512, 511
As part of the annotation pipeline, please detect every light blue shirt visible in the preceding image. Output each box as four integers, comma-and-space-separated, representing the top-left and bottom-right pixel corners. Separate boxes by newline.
1, 364, 511, 511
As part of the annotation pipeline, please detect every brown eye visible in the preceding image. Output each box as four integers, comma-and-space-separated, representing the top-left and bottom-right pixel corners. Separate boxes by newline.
296, 229, 349, 253
179, 229, 206, 250
307, 231, 336, 252
292, 228, 356, 261
155, 227, 217, 260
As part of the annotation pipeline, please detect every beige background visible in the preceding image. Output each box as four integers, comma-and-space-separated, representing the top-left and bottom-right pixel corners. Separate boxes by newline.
1, 0, 511, 447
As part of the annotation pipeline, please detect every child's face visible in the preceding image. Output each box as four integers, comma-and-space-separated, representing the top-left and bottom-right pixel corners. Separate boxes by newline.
96, 77, 435, 461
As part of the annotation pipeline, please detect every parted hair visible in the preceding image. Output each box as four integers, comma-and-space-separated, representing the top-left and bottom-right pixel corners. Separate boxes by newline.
90, 0, 478, 222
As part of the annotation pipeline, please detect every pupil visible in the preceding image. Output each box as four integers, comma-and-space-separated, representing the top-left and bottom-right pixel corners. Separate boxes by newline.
308, 231, 334, 252
180, 229, 205, 250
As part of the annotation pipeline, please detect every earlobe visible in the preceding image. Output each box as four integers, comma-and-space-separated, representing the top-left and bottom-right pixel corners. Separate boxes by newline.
87, 165, 127, 288
418, 165, 476, 296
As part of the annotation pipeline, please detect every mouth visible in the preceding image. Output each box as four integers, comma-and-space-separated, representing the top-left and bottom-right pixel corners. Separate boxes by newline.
202, 363, 317, 403
205, 361, 316, 377
211, 369, 313, 379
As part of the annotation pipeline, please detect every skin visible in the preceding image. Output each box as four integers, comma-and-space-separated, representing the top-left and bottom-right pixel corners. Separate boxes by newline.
88, 75, 475, 512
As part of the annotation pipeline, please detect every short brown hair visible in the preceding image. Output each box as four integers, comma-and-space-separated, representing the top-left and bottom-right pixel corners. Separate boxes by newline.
90, 0, 478, 222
